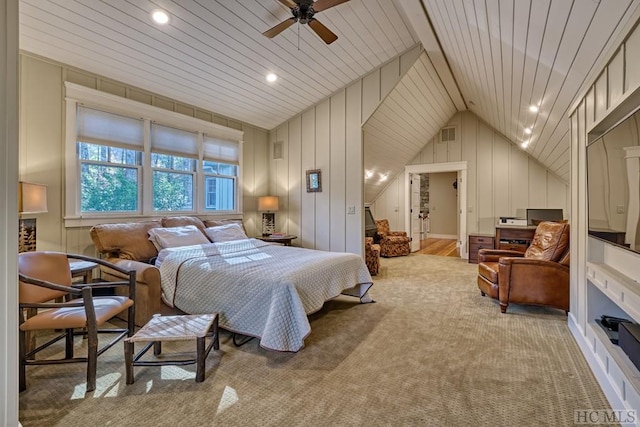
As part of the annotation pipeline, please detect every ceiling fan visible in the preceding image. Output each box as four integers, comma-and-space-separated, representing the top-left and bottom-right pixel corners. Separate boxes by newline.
263, 0, 350, 45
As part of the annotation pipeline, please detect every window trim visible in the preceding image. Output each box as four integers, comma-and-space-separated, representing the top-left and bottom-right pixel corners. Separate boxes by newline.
64, 82, 244, 225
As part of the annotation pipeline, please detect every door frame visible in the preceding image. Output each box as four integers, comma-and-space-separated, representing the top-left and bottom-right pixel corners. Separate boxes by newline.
404, 161, 468, 259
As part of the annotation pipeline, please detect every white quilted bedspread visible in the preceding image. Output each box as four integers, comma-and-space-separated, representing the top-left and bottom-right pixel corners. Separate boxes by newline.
156, 239, 373, 352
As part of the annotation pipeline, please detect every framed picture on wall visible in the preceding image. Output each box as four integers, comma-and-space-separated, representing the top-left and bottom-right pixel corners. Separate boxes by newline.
306, 169, 322, 192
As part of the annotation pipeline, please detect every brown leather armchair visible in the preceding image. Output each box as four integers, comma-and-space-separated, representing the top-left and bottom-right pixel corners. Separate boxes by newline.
375, 219, 411, 257
477, 221, 570, 313
18, 252, 136, 392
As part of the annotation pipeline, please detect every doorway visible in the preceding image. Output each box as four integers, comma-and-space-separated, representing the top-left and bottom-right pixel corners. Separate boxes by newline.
405, 162, 468, 260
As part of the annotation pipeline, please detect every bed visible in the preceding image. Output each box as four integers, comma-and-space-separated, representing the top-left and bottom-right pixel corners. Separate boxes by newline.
155, 238, 374, 352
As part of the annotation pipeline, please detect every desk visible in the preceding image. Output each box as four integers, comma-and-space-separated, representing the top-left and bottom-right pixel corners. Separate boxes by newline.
256, 235, 297, 246
495, 225, 537, 252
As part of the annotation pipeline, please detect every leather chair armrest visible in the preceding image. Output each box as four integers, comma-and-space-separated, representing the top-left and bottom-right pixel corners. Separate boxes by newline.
477, 249, 523, 263
100, 258, 161, 326
498, 258, 570, 309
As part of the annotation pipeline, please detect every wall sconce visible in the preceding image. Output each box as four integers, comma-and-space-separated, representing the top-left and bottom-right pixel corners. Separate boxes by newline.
18, 181, 48, 252
257, 196, 279, 236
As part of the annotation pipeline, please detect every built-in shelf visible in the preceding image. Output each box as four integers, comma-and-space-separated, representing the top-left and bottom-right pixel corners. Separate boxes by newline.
581, 260, 640, 417
587, 262, 640, 324
586, 321, 640, 411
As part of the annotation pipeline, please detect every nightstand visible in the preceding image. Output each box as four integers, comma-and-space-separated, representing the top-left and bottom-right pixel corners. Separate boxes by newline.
256, 235, 297, 246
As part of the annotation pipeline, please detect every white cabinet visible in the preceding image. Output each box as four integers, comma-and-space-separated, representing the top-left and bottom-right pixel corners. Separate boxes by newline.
571, 238, 640, 420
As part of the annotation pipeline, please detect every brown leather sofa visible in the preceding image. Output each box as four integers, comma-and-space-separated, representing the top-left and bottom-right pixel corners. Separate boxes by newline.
477, 221, 570, 313
90, 216, 244, 326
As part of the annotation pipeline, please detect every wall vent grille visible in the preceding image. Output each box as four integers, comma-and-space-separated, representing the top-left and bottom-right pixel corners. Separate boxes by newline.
440, 126, 456, 143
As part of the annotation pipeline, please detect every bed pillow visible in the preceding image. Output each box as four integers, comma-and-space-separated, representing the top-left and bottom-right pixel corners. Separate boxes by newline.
148, 225, 209, 250
205, 223, 249, 242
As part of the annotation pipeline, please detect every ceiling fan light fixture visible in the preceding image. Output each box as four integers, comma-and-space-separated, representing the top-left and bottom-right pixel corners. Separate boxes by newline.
151, 10, 170, 25
266, 73, 278, 83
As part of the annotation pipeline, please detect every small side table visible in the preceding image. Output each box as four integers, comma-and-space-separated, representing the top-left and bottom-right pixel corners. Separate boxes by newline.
256, 234, 297, 246
125, 313, 219, 384
69, 260, 98, 283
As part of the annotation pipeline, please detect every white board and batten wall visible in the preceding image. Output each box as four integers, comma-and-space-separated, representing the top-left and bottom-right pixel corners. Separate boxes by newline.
370, 110, 570, 245
19, 53, 270, 255
268, 46, 422, 256
569, 16, 640, 418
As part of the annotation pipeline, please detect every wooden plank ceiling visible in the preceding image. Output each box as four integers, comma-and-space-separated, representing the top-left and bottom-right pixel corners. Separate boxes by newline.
18, 0, 640, 203
19, 0, 418, 130
421, 0, 640, 183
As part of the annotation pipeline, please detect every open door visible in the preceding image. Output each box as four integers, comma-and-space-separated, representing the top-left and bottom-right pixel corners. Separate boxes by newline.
410, 173, 421, 252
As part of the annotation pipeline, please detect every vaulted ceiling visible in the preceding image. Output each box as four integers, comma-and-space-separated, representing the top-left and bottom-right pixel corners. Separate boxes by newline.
18, 0, 640, 202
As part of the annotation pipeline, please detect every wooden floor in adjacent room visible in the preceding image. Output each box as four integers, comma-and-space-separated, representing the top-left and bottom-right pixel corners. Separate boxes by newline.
416, 237, 459, 257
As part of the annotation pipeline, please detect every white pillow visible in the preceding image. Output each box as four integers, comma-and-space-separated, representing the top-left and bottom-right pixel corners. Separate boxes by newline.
148, 225, 209, 250
205, 223, 248, 242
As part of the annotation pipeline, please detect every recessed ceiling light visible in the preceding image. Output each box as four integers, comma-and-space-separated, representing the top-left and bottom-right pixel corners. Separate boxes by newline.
521, 141, 529, 148
365, 170, 373, 179
266, 73, 278, 83
529, 105, 539, 113
380, 174, 388, 182
524, 127, 532, 135
152, 10, 169, 25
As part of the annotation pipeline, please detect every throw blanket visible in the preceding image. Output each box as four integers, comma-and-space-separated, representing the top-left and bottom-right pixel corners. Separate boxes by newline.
157, 239, 373, 352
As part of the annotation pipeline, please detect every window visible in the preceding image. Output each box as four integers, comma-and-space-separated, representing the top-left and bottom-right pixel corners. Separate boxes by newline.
152, 153, 195, 211
78, 142, 141, 212
203, 161, 236, 210
66, 84, 243, 222
76, 107, 144, 214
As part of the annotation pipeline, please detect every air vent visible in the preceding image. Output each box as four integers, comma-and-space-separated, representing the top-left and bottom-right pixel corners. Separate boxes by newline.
440, 126, 457, 143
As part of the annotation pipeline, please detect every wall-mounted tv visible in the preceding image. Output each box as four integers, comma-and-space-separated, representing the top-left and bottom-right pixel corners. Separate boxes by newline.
587, 107, 640, 254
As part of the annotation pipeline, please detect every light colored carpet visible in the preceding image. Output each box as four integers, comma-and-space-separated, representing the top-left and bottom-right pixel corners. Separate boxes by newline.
19, 254, 611, 426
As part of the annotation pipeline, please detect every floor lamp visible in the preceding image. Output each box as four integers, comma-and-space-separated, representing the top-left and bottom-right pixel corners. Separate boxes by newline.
18, 181, 48, 252
258, 196, 279, 236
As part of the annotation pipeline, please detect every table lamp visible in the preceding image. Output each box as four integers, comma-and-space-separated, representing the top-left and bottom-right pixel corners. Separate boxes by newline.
18, 181, 48, 252
258, 196, 279, 236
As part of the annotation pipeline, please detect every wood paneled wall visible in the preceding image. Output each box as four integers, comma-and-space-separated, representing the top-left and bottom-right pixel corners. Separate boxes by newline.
370, 110, 570, 235
268, 47, 422, 255
569, 19, 640, 330
19, 53, 270, 255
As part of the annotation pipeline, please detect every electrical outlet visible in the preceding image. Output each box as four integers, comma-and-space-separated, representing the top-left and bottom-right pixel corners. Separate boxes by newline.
347, 205, 356, 215
617, 205, 625, 214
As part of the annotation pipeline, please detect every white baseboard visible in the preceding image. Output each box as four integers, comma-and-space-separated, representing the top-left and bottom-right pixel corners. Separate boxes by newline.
568, 316, 630, 418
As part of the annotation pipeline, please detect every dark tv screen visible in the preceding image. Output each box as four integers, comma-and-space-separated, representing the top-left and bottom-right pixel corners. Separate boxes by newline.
587, 107, 640, 254
526, 208, 564, 226
365, 206, 377, 238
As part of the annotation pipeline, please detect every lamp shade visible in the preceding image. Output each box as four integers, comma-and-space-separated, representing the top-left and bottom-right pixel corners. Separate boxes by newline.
257, 196, 279, 212
18, 182, 48, 214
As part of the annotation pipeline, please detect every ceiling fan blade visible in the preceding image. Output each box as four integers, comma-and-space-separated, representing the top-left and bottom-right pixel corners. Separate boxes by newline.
263, 18, 296, 38
308, 18, 338, 44
277, 0, 297, 8
312, 0, 350, 12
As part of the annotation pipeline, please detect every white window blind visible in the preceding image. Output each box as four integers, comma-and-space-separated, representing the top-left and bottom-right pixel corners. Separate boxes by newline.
77, 106, 143, 149
203, 135, 239, 164
151, 124, 198, 157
